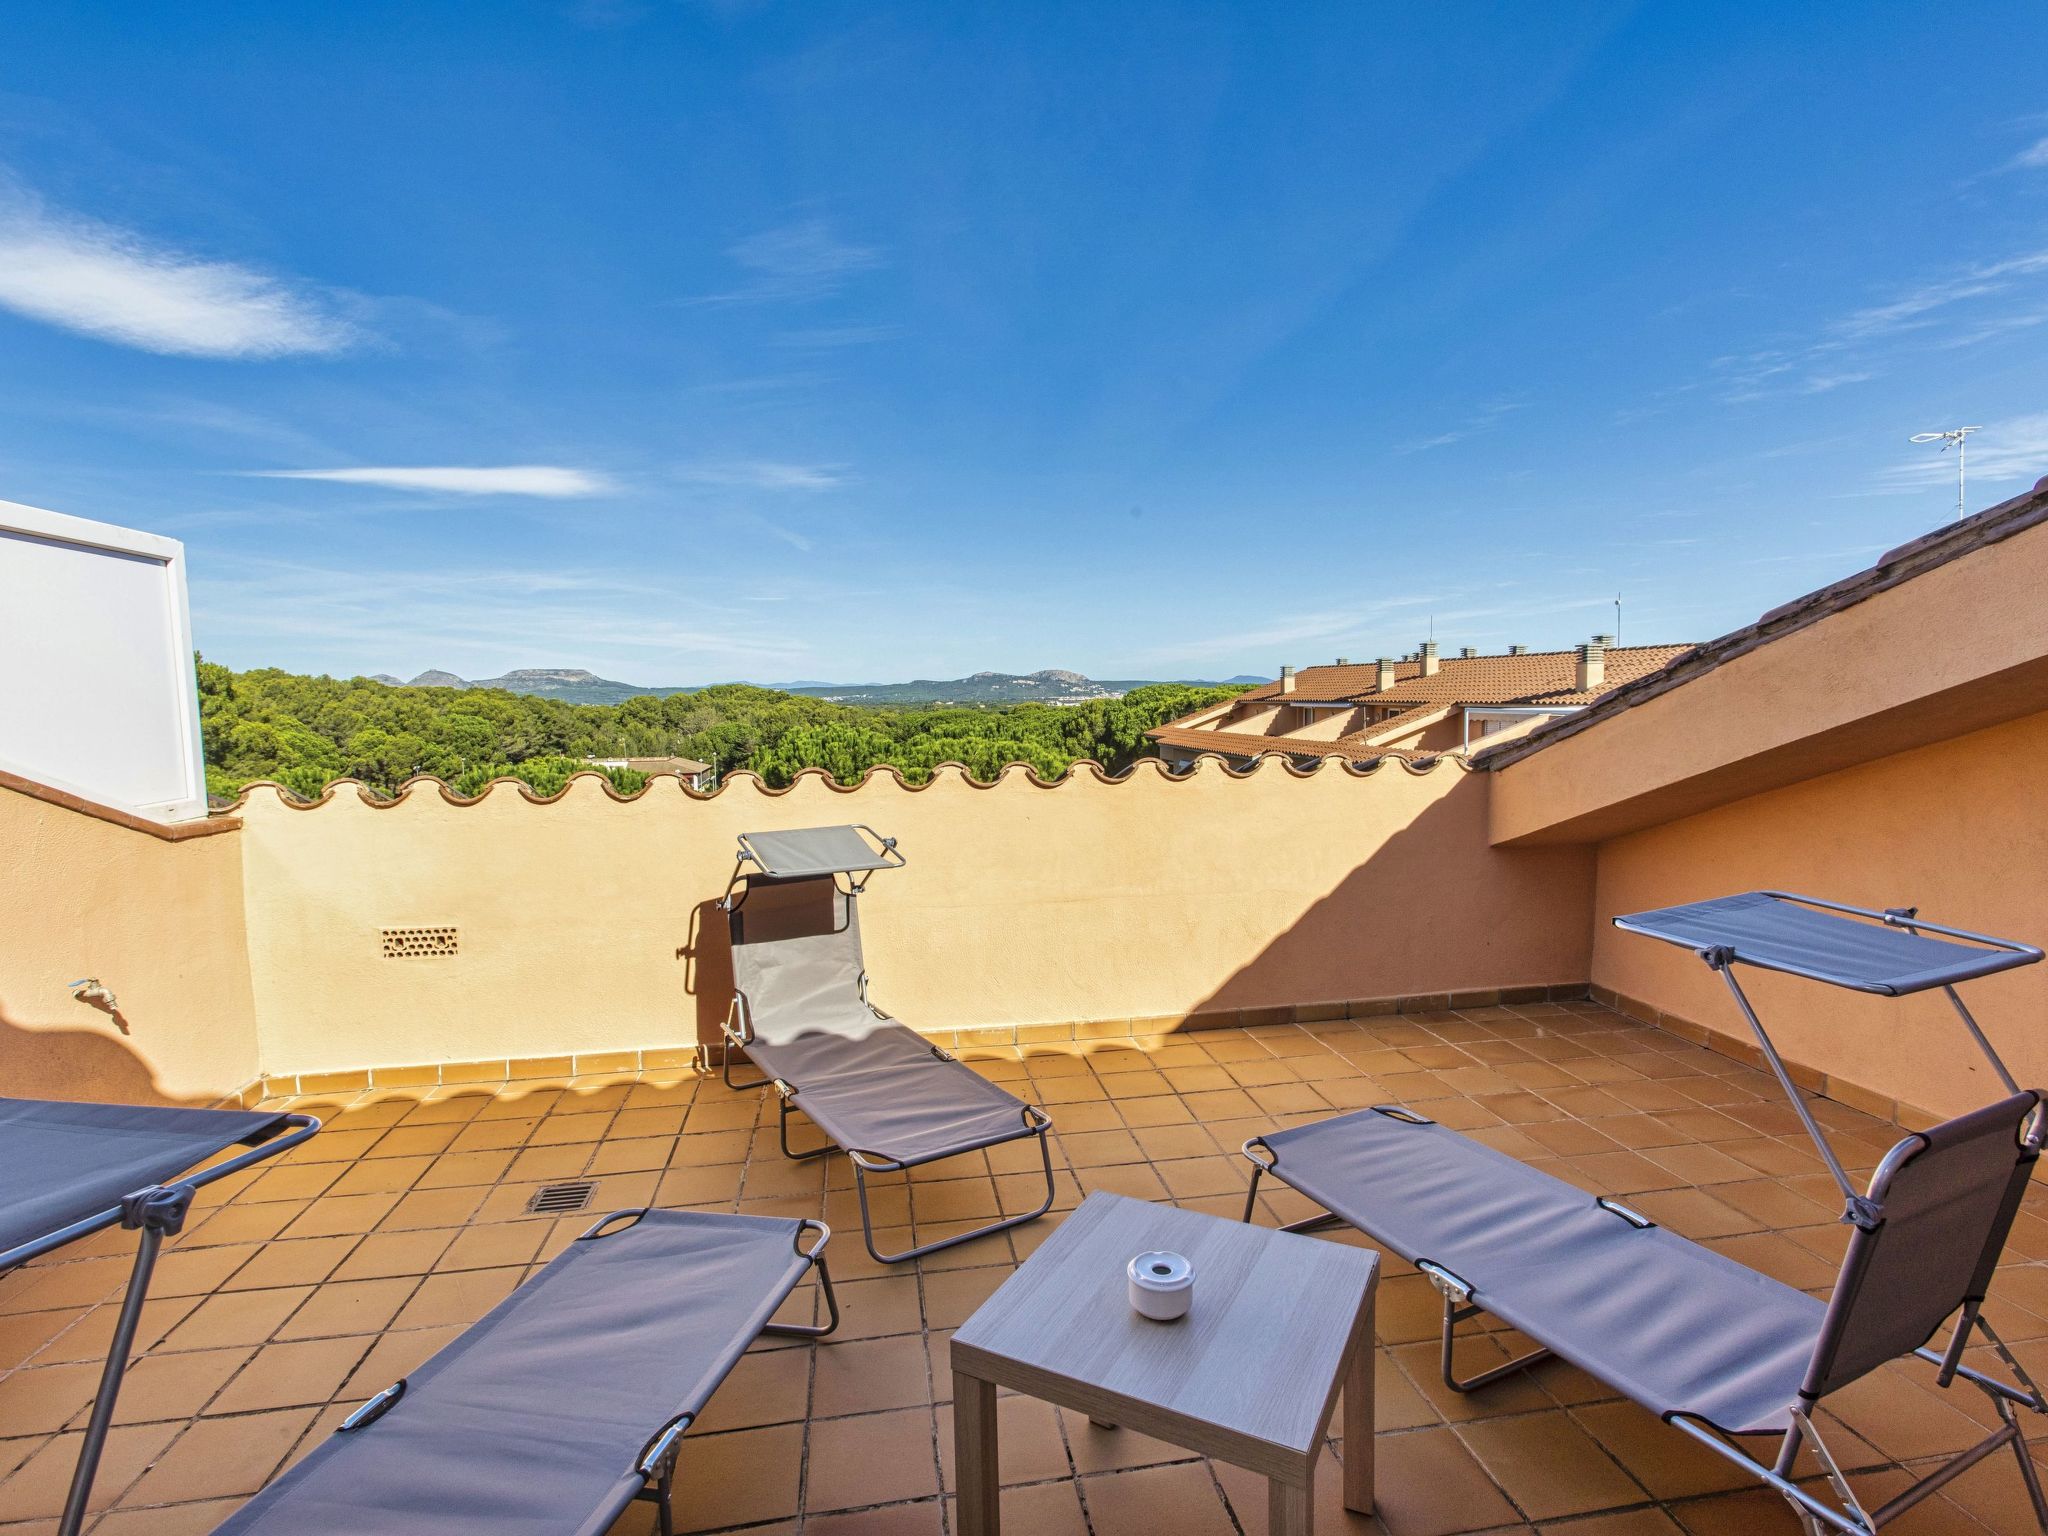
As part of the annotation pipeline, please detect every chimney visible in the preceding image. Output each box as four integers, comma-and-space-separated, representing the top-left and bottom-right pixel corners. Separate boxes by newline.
1592, 633, 1616, 648
1335, 657, 1350, 667
1508, 644, 1528, 655
1375, 657, 1397, 691
1459, 646, 1478, 659
1576, 640, 1606, 691
1279, 665, 1297, 694
1419, 640, 1440, 676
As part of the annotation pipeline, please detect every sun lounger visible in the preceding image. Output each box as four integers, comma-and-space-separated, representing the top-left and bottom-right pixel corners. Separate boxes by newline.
720, 825, 1055, 1263
211, 1208, 839, 1536
0, 1098, 318, 1536
1242, 892, 2048, 1536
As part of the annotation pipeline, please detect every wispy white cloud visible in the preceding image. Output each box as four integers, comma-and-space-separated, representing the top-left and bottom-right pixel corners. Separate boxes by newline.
194, 557, 813, 676
692, 218, 882, 306
1712, 247, 2048, 401
2007, 135, 2048, 171
245, 466, 617, 497
773, 323, 902, 349
0, 178, 355, 357
1395, 399, 1526, 454
1833, 250, 2048, 342
1130, 599, 1442, 664
677, 460, 847, 491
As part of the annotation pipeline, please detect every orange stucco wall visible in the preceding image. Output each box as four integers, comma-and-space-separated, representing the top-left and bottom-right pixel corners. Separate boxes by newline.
234, 758, 1595, 1078
0, 782, 261, 1102
1591, 708, 2048, 1118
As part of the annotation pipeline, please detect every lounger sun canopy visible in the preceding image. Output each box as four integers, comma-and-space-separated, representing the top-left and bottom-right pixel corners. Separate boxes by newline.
0, 1099, 292, 1257
212, 1210, 816, 1536
1614, 891, 2042, 995
736, 825, 901, 880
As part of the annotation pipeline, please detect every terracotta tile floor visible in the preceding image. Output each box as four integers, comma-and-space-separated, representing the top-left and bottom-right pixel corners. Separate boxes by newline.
4, 999, 2048, 1534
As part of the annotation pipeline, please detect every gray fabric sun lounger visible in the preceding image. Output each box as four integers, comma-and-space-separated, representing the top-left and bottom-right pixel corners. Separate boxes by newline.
1242, 892, 2048, 1536
0, 1098, 318, 1536
211, 1209, 838, 1536
721, 826, 1055, 1263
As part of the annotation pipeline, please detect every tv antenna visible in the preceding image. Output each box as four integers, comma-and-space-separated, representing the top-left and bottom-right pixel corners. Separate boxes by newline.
1613, 594, 1622, 646
1909, 426, 1981, 524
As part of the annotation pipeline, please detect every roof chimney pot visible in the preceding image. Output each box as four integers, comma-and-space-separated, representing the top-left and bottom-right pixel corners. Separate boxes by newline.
1459, 646, 1478, 659
1279, 665, 1297, 695
1508, 644, 1528, 656
1593, 633, 1616, 648
1375, 657, 1398, 691
1419, 640, 1440, 677
1576, 640, 1606, 692
1335, 657, 1349, 667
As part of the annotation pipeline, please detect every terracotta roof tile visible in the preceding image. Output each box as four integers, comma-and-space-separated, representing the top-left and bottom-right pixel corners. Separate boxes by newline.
1150, 644, 1697, 759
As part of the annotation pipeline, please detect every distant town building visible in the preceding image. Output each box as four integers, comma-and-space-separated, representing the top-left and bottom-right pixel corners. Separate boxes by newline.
1148, 638, 1695, 769
586, 756, 716, 791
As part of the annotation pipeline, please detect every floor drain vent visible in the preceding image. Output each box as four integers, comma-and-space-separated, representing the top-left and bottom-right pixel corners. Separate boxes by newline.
528, 1181, 596, 1214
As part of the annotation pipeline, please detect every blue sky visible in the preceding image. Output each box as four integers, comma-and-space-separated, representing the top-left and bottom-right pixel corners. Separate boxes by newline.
3, 3, 2046, 685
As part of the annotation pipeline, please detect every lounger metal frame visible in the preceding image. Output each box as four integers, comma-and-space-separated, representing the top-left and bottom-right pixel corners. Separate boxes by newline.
0, 1111, 320, 1536
716, 829, 1058, 1264
332, 1211, 840, 1536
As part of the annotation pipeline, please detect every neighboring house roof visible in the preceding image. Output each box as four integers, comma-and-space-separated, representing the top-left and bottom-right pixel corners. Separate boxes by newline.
1150, 643, 1697, 764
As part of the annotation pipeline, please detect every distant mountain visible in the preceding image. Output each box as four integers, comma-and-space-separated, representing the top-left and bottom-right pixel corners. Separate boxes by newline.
398, 667, 696, 704
1224, 674, 1271, 685
368, 673, 404, 686
790, 669, 1178, 706
373, 665, 1250, 708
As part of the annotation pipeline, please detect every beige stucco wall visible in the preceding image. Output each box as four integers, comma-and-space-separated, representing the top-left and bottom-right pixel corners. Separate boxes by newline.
1590, 708, 2048, 1118
0, 782, 260, 1102
235, 758, 1595, 1078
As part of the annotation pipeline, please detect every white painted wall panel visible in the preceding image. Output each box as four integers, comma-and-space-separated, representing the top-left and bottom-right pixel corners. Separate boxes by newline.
0, 500, 207, 822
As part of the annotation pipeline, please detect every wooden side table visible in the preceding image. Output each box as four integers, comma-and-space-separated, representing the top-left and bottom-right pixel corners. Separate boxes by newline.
949, 1191, 1378, 1535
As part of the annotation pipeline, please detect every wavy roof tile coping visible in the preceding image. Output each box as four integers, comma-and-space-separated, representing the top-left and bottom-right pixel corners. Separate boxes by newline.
227, 750, 1465, 812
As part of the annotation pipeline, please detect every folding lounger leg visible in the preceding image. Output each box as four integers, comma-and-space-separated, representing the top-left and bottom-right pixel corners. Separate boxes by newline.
760, 1221, 843, 1338
1418, 1262, 1553, 1394
1238, 1158, 1346, 1232
849, 1111, 1057, 1265
774, 1085, 835, 1162
58, 1185, 193, 1536
635, 1415, 694, 1536
718, 1000, 770, 1093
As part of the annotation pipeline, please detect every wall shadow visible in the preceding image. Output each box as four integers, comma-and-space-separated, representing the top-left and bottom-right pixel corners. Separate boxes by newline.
0, 997, 214, 1106
1179, 773, 1594, 1018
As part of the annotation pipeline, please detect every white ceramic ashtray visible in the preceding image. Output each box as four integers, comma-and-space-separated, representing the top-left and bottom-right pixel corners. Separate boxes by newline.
1127, 1250, 1194, 1321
